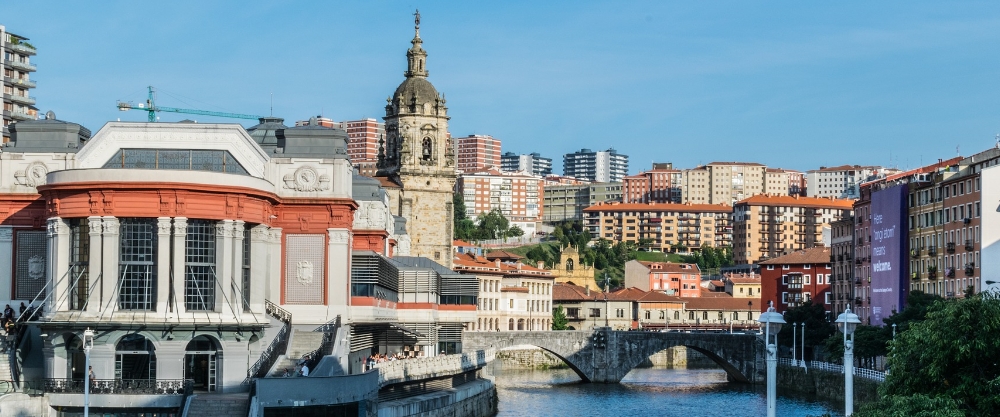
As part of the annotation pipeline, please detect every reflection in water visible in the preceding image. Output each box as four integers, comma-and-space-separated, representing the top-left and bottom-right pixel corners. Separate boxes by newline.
491, 365, 839, 417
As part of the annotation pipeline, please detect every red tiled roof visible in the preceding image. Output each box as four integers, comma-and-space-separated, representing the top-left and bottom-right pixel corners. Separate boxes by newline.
707, 161, 765, 166
637, 291, 684, 303
373, 176, 401, 188
452, 252, 551, 277
583, 202, 732, 213
759, 247, 831, 265
709, 280, 725, 288
681, 296, 761, 310
453, 239, 474, 247
735, 194, 854, 209
553, 283, 604, 301
485, 250, 523, 260
880, 157, 963, 183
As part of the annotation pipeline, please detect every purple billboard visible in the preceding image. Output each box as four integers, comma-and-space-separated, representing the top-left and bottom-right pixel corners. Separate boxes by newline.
870, 184, 908, 326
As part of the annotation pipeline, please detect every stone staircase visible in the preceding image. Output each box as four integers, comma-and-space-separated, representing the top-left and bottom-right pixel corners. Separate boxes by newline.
0, 352, 12, 382
184, 393, 249, 417
267, 329, 325, 377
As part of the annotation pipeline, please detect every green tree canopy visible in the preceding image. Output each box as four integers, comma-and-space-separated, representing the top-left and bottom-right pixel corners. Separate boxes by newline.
778, 300, 836, 360
552, 305, 569, 330
877, 292, 1000, 416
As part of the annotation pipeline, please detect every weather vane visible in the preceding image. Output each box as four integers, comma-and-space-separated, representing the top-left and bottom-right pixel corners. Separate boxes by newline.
414, 9, 421, 29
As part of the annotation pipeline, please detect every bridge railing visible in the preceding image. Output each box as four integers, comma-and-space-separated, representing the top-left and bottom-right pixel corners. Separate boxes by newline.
778, 358, 886, 382
374, 348, 495, 387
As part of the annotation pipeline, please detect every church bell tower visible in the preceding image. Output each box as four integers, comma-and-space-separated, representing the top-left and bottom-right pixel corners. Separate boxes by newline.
377, 10, 456, 267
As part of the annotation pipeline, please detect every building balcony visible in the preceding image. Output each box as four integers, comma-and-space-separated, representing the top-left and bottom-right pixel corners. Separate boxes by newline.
946, 268, 955, 278
965, 240, 974, 251
43, 379, 192, 409
927, 267, 938, 280
910, 272, 918, 280
965, 264, 975, 276
3, 76, 36, 88
4, 93, 36, 105
910, 248, 922, 258
928, 246, 937, 256
946, 242, 956, 253
8, 109, 35, 120
6, 42, 37, 55
4, 59, 36, 72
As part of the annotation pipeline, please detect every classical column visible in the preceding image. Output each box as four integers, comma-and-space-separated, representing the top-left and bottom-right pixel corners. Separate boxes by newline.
267, 228, 283, 304
232, 221, 246, 314
156, 218, 172, 315
85, 217, 103, 314
248, 225, 269, 314
0, 227, 12, 302
48, 218, 71, 313
327, 228, 351, 313
215, 220, 236, 314
100, 217, 120, 315
172, 218, 188, 316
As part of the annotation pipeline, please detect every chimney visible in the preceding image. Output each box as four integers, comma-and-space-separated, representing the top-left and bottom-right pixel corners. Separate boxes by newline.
495, 259, 501, 268
538, 261, 545, 269
586, 286, 591, 296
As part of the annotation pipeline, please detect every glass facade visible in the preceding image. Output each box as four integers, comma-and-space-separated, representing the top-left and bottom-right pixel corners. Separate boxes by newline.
185, 220, 216, 311
103, 149, 249, 175
118, 219, 157, 311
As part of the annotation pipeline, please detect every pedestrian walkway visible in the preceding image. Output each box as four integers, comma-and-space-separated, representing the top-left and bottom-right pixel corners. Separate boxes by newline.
185, 393, 249, 417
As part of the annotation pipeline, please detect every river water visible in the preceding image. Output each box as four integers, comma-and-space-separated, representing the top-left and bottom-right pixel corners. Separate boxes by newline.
490, 365, 840, 417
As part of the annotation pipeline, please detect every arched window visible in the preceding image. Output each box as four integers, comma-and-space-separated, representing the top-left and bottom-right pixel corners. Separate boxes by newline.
673, 311, 680, 320
185, 335, 220, 392
566, 258, 574, 272
508, 318, 514, 331
422, 138, 432, 161
644, 311, 650, 320
517, 319, 525, 330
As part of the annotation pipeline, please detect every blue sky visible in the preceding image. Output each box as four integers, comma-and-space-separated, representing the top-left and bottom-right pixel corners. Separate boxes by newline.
6, 1, 1000, 174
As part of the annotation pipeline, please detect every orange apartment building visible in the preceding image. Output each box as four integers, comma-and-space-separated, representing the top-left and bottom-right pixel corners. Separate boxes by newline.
456, 168, 543, 235
456, 134, 501, 173
583, 202, 733, 252
733, 195, 854, 265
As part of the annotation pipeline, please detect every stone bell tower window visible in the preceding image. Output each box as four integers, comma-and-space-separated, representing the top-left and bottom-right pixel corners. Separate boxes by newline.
422, 138, 432, 161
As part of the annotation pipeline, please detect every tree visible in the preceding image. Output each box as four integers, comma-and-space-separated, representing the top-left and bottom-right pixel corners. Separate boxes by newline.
778, 300, 836, 361
453, 193, 478, 240
552, 306, 569, 330
878, 292, 1000, 416
854, 394, 964, 417
506, 225, 524, 238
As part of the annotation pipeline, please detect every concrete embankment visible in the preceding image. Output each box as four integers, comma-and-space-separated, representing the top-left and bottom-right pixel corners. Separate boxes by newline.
777, 364, 879, 406
376, 378, 497, 417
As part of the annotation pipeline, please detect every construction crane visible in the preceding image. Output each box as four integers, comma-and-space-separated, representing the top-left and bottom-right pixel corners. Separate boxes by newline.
116, 86, 263, 122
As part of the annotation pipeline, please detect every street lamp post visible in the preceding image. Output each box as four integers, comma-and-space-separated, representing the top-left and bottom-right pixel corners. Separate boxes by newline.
83, 328, 95, 417
835, 307, 862, 416
758, 307, 786, 417
603, 272, 610, 328
792, 322, 797, 366
801, 321, 806, 368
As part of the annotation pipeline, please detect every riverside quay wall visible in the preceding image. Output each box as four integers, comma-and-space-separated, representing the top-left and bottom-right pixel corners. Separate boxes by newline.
496, 346, 716, 369
777, 363, 880, 406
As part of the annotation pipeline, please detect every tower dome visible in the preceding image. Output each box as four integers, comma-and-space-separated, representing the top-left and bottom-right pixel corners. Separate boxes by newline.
389, 9, 444, 112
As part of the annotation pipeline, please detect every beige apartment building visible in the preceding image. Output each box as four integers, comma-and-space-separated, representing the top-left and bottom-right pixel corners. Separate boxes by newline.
456, 168, 543, 234
456, 134, 501, 172
765, 168, 806, 197
733, 195, 854, 264
584, 202, 733, 252
681, 162, 767, 205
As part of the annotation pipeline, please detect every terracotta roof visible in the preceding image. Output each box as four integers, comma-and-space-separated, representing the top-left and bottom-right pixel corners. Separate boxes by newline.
453, 239, 474, 247
880, 157, 962, 183
553, 283, 604, 301
636, 261, 701, 274
610, 287, 649, 301
373, 176, 401, 189
808, 164, 882, 173
485, 250, 523, 261
452, 252, 551, 277
727, 275, 761, 284
707, 161, 765, 166
759, 247, 831, 265
735, 194, 854, 209
637, 291, 684, 303
698, 288, 733, 297
583, 202, 732, 213
709, 280, 725, 288
681, 296, 761, 310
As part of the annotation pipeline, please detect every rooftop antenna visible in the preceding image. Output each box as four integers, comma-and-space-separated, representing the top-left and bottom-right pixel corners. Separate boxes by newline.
995, 133, 999, 149
270, 92, 273, 116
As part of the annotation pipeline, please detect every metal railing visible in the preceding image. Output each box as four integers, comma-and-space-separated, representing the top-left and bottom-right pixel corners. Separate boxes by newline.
42, 378, 193, 395
9, 109, 34, 120
6, 43, 36, 55
778, 358, 886, 382
243, 300, 292, 385
3, 60, 36, 72
4, 77, 36, 88
304, 315, 342, 371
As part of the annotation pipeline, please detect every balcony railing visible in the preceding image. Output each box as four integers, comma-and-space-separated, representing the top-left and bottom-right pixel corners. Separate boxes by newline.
965, 240, 974, 251
9, 109, 34, 120
946, 268, 956, 278
910, 248, 922, 258
946, 242, 956, 253
928, 246, 937, 256
927, 267, 938, 279
43, 379, 193, 395
4, 94, 36, 105
965, 264, 975, 276
3, 76, 36, 88
7, 43, 37, 55
3, 59, 36, 72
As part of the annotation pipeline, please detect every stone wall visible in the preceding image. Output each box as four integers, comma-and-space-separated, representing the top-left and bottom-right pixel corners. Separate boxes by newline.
376, 379, 497, 417
498, 346, 717, 369
496, 348, 565, 369
777, 364, 880, 405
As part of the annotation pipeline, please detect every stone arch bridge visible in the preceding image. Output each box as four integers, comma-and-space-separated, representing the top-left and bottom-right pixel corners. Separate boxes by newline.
464, 329, 764, 384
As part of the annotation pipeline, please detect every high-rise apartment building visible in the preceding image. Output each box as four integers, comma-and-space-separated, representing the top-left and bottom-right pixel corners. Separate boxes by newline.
456, 168, 543, 235
2, 25, 39, 143
623, 168, 682, 203
295, 116, 385, 176
563, 148, 629, 183
680, 162, 767, 205
732, 195, 854, 265
456, 134, 501, 173
501, 152, 552, 176
542, 182, 622, 223
584, 202, 733, 252
806, 165, 899, 199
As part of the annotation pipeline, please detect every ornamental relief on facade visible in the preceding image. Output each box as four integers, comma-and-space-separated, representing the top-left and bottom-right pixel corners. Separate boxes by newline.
14, 161, 49, 188
353, 201, 390, 231
296, 260, 314, 285
282, 165, 330, 192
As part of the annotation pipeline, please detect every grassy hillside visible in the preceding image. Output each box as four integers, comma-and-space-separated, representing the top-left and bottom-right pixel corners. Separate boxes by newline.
633, 251, 684, 263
